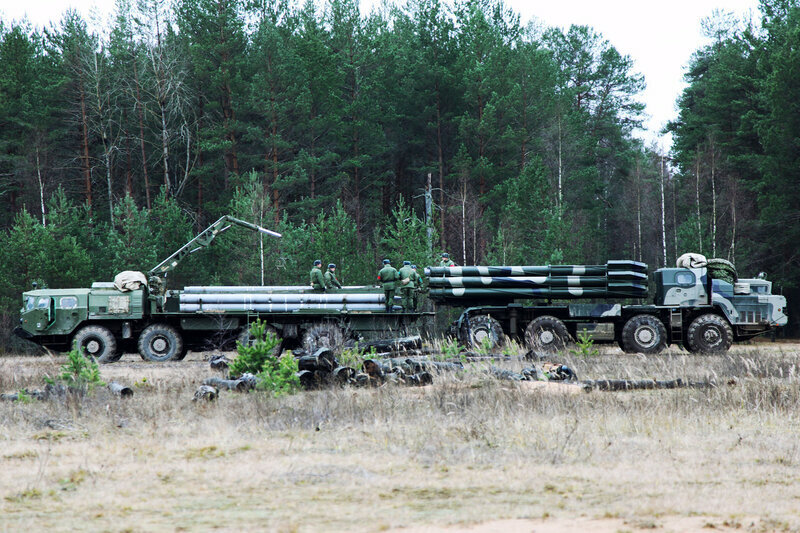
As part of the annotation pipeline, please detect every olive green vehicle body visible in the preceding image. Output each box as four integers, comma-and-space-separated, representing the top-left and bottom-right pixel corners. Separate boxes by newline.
14, 216, 427, 361
15, 283, 425, 357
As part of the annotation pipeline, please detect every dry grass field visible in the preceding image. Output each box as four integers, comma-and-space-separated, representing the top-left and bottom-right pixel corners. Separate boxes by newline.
2, 340, 800, 532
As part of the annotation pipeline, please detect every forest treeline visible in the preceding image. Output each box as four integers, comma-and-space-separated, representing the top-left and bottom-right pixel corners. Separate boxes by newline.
0, 0, 798, 338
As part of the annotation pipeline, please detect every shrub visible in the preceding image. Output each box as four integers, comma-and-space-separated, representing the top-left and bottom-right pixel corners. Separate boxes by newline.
230, 319, 299, 396
229, 320, 281, 377
45, 346, 105, 391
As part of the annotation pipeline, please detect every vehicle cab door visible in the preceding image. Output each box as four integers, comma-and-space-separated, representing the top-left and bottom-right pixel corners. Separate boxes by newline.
27, 295, 56, 332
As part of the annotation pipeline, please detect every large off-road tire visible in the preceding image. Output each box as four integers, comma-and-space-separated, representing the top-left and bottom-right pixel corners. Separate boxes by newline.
73, 325, 121, 363
238, 324, 282, 357
302, 323, 344, 354
175, 346, 189, 361
686, 314, 733, 354
618, 339, 635, 354
621, 315, 667, 354
462, 315, 504, 351
524, 316, 571, 353
138, 324, 184, 362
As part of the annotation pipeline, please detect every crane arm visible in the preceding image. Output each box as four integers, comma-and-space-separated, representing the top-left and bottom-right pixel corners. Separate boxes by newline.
147, 215, 281, 282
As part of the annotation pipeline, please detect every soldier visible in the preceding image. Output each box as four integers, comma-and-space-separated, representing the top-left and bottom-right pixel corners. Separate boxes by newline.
398, 260, 415, 312
410, 264, 422, 311
377, 259, 399, 311
324, 263, 342, 290
439, 252, 456, 267
309, 259, 326, 291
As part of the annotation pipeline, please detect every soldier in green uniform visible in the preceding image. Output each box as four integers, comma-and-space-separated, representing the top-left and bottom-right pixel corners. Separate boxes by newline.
410, 264, 422, 311
324, 263, 342, 290
439, 252, 456, 267
309, 259, 326, 291
377, 259, 398, 311
398, 260, 416, 312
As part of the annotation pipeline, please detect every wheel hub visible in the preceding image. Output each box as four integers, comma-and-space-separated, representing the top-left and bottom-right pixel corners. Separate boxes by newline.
152, 337, 168, 353
703, 327, 721, 345
85, 339, 100, 354
635, 326, 656, 348
539, 330, 555, 344
474, 329, 489, 343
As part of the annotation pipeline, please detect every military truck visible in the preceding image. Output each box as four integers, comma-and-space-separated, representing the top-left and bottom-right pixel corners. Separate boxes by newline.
426, 257, 787, 354
14, 216, 425, 362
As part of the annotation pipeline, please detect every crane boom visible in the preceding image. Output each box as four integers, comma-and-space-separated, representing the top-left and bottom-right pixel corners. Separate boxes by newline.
147, 216, 281, 290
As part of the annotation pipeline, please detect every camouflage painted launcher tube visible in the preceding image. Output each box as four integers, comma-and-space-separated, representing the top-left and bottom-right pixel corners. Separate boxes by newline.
430, 275, 611, 288
425, 265, 606, 277
428, 285, 648, 300
426, 261, 648, 300
424, 260, 647, 278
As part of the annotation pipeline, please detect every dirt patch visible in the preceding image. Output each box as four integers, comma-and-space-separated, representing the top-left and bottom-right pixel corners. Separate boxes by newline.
1, 345, 800, 531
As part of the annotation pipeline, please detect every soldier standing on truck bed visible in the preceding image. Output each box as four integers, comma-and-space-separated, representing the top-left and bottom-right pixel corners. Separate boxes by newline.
378, 259, 398, 311
411, 264, 422, 311
310, 259, 326, 291
398, 260, 416, 312
325, 263, 342, 290
440, 252, 456, 267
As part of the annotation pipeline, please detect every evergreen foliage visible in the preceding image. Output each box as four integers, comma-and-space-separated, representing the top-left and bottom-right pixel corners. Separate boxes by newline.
0, 0, 797, 346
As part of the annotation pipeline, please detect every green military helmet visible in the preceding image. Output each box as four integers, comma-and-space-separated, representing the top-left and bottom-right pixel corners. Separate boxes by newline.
314, 259, 322, 266
383, 259, 391, 264
403, 261, 411, 266
328, 263, 336, 269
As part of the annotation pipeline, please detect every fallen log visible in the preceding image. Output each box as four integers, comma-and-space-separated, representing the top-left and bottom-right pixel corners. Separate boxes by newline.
193, 385, 218, 401
362, 335, 422, 352
209, 354, 230, 371
108, 382, 134, 397
332, 366, 357, 383
581, 379, 720, 391
202, 375, 256, 392
297, 348, 337, 373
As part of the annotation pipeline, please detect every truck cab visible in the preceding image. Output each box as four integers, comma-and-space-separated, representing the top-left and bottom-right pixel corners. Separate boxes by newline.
653, 267, 788, 334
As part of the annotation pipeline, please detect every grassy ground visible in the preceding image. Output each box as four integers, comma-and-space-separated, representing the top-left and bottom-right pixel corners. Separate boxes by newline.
1, 340, 800, 532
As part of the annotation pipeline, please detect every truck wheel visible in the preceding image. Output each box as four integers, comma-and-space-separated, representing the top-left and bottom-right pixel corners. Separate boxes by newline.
73, 325, 121, 364
524, 316, 570, 353
686, 314, 732, 354
175, 346, 189, 361
463, 315, 504, 351
238, 324, 282, 357
621, 315, 667, 354
138, 324, 184, 362
302, 323, 344, 354
617, 339, 635, 354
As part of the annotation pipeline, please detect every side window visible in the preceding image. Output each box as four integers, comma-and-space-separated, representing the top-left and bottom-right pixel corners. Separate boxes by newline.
36, 297, 50, 309
675, 271, 695, 287
60, 297, 78, 309
26, 297, 35, 310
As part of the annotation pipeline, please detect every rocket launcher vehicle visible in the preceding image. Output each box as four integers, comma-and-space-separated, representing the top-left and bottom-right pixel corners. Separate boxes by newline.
425, 260, 648, 302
